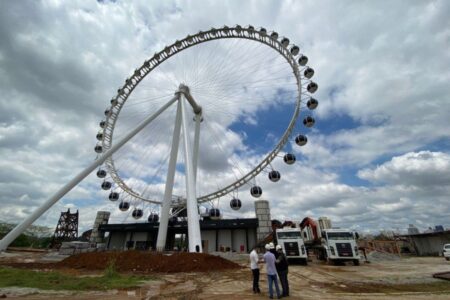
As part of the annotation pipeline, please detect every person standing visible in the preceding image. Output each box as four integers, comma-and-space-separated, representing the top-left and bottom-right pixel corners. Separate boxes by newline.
275, 245, 289, 297
264, 244, 281, 299
249, 246, 261, 293
269, 242, 277, 256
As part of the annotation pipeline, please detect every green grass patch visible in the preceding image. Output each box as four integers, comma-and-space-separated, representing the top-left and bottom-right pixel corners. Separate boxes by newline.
0, 266, 152, 291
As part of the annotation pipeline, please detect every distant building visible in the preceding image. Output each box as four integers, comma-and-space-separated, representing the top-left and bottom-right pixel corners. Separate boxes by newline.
408, 224, 420, 235
318, 217, 332, 231
424, 227, 434, 233
435, 225, 444, 232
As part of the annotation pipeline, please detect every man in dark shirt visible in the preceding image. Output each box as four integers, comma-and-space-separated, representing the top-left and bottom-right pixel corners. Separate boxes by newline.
275, 245, 289, 297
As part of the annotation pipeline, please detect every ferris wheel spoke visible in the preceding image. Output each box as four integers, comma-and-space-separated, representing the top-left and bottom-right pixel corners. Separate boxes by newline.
196, 82, 297, 105
123, 93, 175, 107
191, 74, 290, 98
208, 49, 288, 89
203, 55, 289, 90
191, 56, 289, 92
195, 39, 259, 89
115, 126, 174, 199
201, 120, 248, 181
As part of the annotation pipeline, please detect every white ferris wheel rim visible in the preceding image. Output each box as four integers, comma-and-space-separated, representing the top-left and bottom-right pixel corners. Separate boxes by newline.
101, 25, 309, 205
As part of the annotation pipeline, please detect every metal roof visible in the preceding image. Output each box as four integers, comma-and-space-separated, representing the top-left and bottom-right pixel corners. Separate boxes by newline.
399, 230, 450, 238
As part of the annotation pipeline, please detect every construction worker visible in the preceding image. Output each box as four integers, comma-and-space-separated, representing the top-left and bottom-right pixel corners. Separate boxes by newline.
249, 246, 261, 293
269, 242, 277, 256
264, 244, 281, 299
275, 244, 289, 297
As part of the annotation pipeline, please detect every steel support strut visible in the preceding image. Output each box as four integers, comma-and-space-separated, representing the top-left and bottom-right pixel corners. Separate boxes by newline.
193, 111, 202, 182
0, 94, 179, 252
179, 92, 203, 253
156, 99, 182, 251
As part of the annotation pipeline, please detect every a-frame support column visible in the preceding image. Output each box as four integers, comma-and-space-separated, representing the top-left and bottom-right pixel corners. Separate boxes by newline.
179, 93, 202, 253
156, 99, 182, 251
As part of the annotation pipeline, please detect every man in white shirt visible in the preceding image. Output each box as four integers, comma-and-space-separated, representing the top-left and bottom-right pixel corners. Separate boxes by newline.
249, 245, 261, 293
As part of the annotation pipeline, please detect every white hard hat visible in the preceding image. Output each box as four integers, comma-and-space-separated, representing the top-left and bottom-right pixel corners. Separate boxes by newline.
265, 244, 271, 250
276, 245, 282, 251
269, 242, 275, 249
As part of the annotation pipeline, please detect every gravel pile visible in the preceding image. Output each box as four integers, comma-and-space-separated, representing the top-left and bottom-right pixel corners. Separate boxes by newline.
367, 251, 401, 262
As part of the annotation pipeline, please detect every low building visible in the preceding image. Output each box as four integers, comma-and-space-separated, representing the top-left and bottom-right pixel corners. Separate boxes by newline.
402, 230, 450, 256
100, 218, 258, 253
98, 200, 272, 253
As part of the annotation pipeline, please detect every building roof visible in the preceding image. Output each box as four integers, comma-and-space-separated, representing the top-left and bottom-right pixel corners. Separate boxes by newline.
99, 218, 258, 232
399, 229, 450, 238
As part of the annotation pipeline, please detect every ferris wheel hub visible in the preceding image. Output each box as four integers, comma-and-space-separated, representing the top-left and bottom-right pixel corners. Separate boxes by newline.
178, 84, 202, 115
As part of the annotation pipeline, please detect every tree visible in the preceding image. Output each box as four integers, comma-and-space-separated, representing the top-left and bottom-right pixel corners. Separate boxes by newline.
0, 221, 53, 248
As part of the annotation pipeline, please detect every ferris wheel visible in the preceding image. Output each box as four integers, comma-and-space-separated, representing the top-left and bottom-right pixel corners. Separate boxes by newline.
94, 25, 319, 252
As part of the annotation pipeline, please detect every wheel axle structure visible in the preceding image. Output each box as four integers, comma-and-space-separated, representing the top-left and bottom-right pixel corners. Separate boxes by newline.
0, 25, 319, 253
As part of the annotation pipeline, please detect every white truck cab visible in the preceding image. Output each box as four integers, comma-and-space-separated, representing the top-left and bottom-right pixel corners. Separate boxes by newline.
275, 227, 308, 265
322, 229, 360, 265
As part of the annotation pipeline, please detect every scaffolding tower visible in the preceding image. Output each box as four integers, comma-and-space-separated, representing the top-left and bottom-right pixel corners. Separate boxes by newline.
50, 208, 78, 248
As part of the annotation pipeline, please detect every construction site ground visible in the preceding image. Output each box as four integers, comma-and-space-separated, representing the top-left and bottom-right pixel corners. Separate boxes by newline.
1, 249, 450, 299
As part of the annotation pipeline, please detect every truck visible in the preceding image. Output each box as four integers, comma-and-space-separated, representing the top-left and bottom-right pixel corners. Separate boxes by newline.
319, 228, 360, 265
275, 227, 308, 265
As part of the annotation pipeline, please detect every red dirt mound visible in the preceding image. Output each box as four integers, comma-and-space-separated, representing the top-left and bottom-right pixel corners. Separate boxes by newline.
56, 251, 242, 273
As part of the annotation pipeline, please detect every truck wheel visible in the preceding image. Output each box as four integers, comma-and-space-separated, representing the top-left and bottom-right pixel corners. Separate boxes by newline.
301, 258, 308, 266
353, 259, 360, 266
320, 249, 327, 261
317, 251, 323, 260
446, 257, 449, 261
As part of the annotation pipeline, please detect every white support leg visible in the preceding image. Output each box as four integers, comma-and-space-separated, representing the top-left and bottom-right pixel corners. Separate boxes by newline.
180, 95, 202, 253
193, 112, 202, 182
0, 95, 179, 252
156, 100, 182, 251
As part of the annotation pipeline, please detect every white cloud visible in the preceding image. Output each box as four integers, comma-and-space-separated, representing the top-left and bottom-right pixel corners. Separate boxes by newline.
0, 0, 448, 238
371, 197, 412, 213
358, 151, 450, 186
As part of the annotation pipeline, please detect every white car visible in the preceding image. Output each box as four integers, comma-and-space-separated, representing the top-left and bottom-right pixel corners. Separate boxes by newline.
443, 244, 450, 261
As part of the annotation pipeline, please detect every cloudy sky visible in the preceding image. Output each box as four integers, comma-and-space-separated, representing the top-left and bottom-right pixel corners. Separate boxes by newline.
1, 0, 449, 237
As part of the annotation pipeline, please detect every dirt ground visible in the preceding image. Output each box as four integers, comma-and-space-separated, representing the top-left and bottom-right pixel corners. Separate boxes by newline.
1, 251, 241, 273
1, 250, 450, 299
